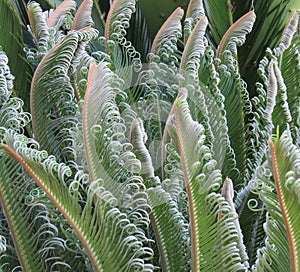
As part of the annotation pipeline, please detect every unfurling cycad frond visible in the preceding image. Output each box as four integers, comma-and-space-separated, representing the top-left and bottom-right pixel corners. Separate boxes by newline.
129, 118, 191, 271
214, 11, 256, 186
130, 118, 155, 179
184, 0, 205, 42
167, 91, 248, 271
0, 51, 68, 271
71, 0, 93, 30
268, 132, 300, 272
27, 1, 49, 48
82, 62, 152, 247
105, 0, 136, 41
1, 130, 154, 272
253, 131, 300, 272
147, 186, 191, 272
150, 7, 184, 56
216, 10, 256, 58
46, 0, 76, 28
274, 10, 299, 58
0, 146, 71, 271
30, 32, 80, 162
0, 51, 30, 136
180, 15, 208, 77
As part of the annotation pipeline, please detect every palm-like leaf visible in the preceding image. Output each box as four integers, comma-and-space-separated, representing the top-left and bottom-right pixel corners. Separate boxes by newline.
268, 131, 300, 271
1, 130, 154, 272
71, 0, 93, 30
167, 91, 248, 271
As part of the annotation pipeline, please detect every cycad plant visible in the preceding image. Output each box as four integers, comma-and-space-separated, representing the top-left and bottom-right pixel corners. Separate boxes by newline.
1, 0, 300, 271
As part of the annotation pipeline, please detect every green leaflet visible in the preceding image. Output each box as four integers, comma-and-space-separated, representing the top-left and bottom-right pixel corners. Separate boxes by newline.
169, 91, 248, 271
204, 0, 233, 47
238, 0, 295, 96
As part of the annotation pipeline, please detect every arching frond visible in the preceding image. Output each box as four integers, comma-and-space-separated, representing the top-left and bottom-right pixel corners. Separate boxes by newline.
150, 7, 184, 56
168, 91, 248, 271
147, 186, 191, 271
105, 0, 136, 41
1, 130, 154, 272
30, 32, 80, 161
216, 10, 256, 58
180, 15, 208, 77
252, 131, 300, 272
184, 0, 205, 42
269, 131, 300, 271
71, 0, 93, 31
0, 151, 71, 271
46, 0, 76, 28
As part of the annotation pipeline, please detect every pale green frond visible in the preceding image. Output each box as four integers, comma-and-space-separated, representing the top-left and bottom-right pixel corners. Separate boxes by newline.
186, 0, 204, 22
27, 1, 50, 48
30, 32, 80, 161
217, 48, 251, 186
252, 148, 290, 271
1, 130, 154, 272
0, 147, 72, 271
82, 62, 152, 238
268, 131, 300, 271
184, 0, 205, 42
221, 177, 249, 265
46, 0, 76, 28
147, 186, 190, 271
71, 0, 93, 31
216, 10, 256, 58
130, 118, 155, 179
274, 10, 299, 58
105, 0, 136, 41
150, 7, 184, 56
180, 15, 208, 77
169, 91, 248, 271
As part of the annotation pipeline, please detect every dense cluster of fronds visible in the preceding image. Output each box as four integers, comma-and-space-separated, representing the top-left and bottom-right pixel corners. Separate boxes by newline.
0, 0, 300, 271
